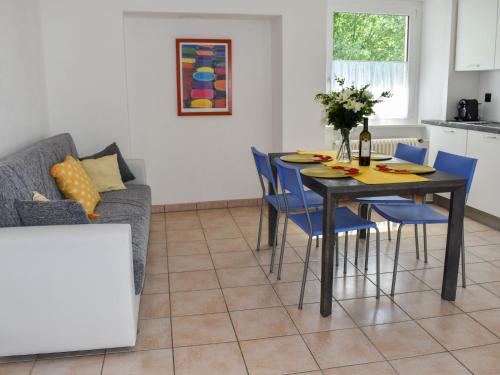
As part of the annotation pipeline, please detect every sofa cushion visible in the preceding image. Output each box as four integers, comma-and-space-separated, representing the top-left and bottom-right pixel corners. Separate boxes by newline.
81, 143, 136, 183
93, 184, 151, 294
80, 154, 126, 193
51, 155, 101, 216
0, 134, 78, 227
15, 200, 91, 226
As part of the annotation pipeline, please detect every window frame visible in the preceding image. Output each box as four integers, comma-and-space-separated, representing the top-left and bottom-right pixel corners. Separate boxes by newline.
326, 0, 422, 126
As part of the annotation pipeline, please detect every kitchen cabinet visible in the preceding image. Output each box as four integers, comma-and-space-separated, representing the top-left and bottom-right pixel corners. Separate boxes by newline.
465, 130, 500, 216
455, 0, 499, 71
428, 124, 500, 218
428, 126, 468, 199
428, 126, 468, 164
497, 1, 500, 69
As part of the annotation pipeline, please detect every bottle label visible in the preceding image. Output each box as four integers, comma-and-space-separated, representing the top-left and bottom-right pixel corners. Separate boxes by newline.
360, 140, 371, 157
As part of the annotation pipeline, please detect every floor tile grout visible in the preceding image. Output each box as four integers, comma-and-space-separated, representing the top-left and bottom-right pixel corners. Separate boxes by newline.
199, 209, 251, 375
235, 211, 324, 373
6, 207, 500, 374
163, 214, 176, 375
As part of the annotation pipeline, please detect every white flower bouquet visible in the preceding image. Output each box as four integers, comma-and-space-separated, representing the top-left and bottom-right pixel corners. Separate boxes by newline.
315, 78, 391, 131
315, 78, 391, 162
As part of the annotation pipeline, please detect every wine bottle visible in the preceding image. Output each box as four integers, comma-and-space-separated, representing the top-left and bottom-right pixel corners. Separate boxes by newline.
359, 118, 371, 166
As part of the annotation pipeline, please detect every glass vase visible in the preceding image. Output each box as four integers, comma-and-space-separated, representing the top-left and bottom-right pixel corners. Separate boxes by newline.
336, 128, 353, 163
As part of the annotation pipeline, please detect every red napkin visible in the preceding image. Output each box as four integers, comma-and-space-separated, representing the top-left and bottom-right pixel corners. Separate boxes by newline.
314, 154, 333, 162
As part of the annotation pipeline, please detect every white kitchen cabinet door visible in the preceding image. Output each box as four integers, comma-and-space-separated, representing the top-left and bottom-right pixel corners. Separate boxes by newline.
428, 126, 468, 199
455, 0, 498, 71
466, 130, 500, 217
428, 126, 468, 165
496, 0, 500, 68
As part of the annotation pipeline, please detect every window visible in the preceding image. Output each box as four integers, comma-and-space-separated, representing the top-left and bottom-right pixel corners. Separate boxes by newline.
329, 2, 421, 124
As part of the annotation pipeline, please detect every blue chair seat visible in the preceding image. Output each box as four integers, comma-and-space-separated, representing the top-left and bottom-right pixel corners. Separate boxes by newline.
356, 196, 414, 204
265, 190, 323, 211
289, 207, 378, 237
372, 203, 448, 225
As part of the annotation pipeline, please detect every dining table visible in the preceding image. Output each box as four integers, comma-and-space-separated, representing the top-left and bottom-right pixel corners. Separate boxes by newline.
267, 152, 468, 317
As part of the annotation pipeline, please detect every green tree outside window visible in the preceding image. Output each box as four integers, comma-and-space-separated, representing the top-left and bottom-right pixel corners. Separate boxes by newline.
333, 13, 408, 62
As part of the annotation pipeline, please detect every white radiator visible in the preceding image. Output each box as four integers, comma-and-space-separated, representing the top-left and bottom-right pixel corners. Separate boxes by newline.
351, 137, 421, 155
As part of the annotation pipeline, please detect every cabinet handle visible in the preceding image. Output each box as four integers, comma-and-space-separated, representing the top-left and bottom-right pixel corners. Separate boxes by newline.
444, 129, 456, 133
484, 135, 498, 139
467, 64, 481, 68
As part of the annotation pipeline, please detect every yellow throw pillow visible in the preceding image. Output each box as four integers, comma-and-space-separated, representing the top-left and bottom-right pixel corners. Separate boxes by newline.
51, 155, 101, 216
80, 154, 126, 193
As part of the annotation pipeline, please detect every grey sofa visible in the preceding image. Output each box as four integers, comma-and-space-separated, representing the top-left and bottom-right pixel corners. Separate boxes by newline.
0, 133, 151, 355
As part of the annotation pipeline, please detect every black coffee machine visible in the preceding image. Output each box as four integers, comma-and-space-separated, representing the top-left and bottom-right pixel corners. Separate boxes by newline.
456, 99, 479, 121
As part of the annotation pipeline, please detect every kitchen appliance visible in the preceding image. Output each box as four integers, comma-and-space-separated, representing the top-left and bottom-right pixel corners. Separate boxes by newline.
456, 99, 479, 121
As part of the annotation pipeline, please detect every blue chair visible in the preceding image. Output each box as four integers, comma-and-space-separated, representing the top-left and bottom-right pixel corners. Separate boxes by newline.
275, 159, 381, 308
354, 143, 428, 270
251, 147, 323, 274
371, 151, 478, 295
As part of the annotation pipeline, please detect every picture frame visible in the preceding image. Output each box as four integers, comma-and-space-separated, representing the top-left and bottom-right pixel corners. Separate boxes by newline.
176, 38, 232, 116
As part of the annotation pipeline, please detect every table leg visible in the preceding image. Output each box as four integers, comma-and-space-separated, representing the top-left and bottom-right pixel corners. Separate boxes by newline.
320, 193, 336, 317
268, 169, 278, 247
359, 204, 368, 239
442, 186, 466, 300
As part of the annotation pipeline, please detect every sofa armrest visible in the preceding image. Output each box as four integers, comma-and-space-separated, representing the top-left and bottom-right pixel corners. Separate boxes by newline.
126, 158, 146, 185
0, 224, 137, 355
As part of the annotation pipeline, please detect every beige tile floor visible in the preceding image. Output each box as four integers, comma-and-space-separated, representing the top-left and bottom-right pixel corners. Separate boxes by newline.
3, 203, 500, 374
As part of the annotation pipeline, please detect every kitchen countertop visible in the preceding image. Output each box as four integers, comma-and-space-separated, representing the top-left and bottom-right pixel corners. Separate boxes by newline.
422, 120, 500, 134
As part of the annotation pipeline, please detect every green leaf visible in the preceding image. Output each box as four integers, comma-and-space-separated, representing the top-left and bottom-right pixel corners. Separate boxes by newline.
333, 13, 407, 62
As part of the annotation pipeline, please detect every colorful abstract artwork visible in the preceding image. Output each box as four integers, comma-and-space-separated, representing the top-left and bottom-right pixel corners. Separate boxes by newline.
176, 39, 232, 116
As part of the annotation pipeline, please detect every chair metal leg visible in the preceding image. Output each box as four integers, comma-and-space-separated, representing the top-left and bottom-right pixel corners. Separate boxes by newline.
364, 228, 371, 272
414, 224, 420, 260
276, 214, 288, 280
375, 227, 381, 298
299, 234, 313, 309
461, 227, 466, 288
256, 196, 265, 251
365, 207, 373, 272
423, 224, 428, 263
354, 230, 360, 266
343, 232, 349, 275
316, 235, 319, 248
269, 210, 280, 274
387, 220, 392, 241
391, 224, 404, 296
335, 233, 339, 268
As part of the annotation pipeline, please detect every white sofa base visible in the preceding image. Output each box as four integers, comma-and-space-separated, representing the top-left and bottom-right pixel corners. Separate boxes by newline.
0, 224, 139, 356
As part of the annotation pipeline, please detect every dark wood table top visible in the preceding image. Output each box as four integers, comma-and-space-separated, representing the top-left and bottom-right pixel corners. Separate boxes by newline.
269, 152, 467, 199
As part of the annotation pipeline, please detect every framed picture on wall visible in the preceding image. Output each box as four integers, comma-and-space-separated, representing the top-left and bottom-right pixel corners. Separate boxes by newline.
176, 38, 232, 116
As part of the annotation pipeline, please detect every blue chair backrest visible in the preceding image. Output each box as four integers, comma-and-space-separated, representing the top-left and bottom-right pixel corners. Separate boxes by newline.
251, 147, 277, 191
434, 151, 477, 194
394, 143, 427, 164
275, 158, 308, 210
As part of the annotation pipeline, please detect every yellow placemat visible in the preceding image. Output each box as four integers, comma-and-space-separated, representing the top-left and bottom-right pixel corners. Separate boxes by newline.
323, 160, 431, 184
297, 150, 338, 157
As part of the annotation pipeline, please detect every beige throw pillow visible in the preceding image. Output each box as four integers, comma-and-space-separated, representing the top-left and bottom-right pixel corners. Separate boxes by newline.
32, 191, 50, 201
80, 154, 126, 193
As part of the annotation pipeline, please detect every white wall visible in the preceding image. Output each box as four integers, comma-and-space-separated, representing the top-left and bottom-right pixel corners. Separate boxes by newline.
418, 0, 480, 127
479, 71, 500, 122
39, 0, 327, 204
124, 14, 275, 203
445, 0, 480, 121
418, 0, 453, 120
421, 2, 500, 125
0, 0, 48, 158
